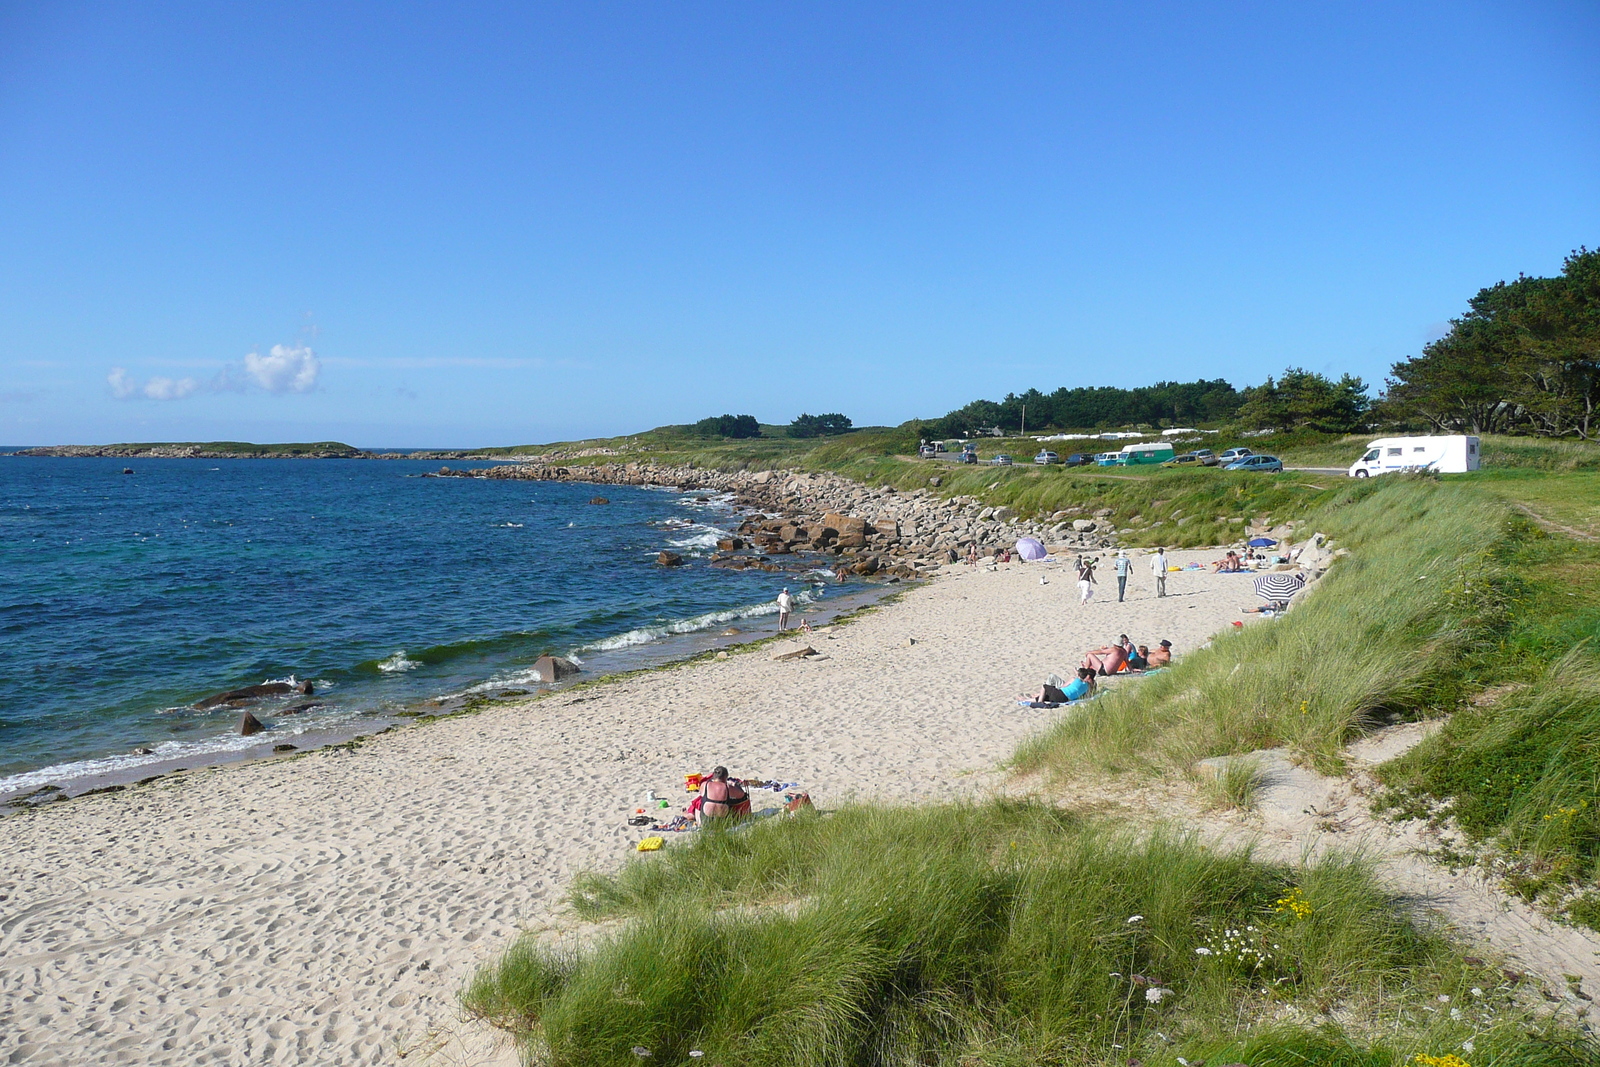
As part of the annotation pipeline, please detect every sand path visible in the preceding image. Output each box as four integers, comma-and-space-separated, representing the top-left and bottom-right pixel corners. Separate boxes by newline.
0, 550, 1243, 1066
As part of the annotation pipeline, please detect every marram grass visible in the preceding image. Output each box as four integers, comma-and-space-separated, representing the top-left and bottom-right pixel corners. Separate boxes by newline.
1014, 479, 1514, 777
462, 802, 1590, 1066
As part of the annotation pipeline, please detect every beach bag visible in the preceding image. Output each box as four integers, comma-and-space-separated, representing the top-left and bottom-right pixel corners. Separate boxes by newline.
785, 792, 814, 814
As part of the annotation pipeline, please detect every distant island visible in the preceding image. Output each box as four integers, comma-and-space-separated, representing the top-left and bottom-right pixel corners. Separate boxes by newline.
9, 441, 504, 460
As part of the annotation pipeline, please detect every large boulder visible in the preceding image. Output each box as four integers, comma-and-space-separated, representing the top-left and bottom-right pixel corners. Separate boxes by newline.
195, 680, 312, 710
769, 642, 818, 661
657, 551, 685, 566
716, 536, 745, 552
238, 711, 266, 736
1071, 519, 1097, 532
534, 655, 582, 682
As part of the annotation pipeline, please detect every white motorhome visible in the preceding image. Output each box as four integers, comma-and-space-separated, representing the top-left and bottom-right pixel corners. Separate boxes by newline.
1347, 435, 1480, 478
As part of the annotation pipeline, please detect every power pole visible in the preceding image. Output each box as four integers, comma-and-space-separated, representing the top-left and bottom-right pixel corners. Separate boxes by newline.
1021, 405, 1027, 439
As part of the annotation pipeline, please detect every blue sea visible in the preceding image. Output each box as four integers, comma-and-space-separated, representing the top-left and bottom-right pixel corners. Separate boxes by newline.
0, 456, 855, 797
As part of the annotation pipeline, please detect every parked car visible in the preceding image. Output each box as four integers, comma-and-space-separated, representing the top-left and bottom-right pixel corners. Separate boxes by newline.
957, 450, 978, 464
990, 453, 1014, 466
1163, 452, 1202, 467
1217, 447, 1253, 465
1064, 453, 1092, 467
1034, 450, 1060, 464
1224, 454, 1283, 473
918, 444, 938, 459
1192, 449, 1219, 466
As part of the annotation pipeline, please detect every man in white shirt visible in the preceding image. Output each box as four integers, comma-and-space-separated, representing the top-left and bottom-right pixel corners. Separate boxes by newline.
1150, 548, 1168, 598
776, 588, 794, 631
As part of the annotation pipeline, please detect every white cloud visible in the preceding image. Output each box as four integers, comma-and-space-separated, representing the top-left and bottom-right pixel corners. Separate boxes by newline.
244, 343, 320, 393
108, 366, 198, 401
142, 376, 199, 401
106, 342, 321, 401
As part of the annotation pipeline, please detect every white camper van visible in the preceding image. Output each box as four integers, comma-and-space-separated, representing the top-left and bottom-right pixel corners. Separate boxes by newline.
1347, 435, 1480, 478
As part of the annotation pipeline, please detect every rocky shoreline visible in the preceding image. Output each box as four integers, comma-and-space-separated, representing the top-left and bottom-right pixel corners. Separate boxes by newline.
430, 460, 1122, 577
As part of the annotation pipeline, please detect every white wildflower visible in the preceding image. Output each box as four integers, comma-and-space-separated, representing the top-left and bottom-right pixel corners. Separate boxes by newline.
1438, 994, 1451, 1003
1462, 1040, 1475, 1053
1146, 987, 1170, 1004
1126, 915, 1144, 924
1195, 947, 1213, 956
1450, 1007, 1462, 1020
1470, 987, 1484, 997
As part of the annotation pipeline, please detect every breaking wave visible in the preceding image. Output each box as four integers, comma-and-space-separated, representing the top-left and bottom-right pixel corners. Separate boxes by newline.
573, 589, 818, 654
378, 651, 420, 673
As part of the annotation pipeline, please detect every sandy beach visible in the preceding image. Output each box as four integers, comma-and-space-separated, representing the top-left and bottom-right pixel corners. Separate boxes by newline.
0, 550, 1261, 1065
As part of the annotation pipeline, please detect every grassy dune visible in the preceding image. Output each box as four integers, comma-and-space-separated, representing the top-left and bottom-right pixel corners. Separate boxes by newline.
1014, 479, 1510, 776
465, 803, 1588, 1066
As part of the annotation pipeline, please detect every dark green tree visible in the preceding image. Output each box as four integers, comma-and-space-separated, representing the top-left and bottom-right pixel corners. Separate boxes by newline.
1238, 369, 1370, 433
789, 413, 853, 438
691, 414, 761, 438
1383, 249, 1599, 439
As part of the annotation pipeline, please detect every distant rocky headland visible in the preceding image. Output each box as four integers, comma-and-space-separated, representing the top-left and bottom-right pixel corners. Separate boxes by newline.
431, 460, 1121, 577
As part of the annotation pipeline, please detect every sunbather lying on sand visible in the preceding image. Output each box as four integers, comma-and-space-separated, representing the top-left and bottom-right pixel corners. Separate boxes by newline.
1082, 635, 1130, 675
1020, 668, 1096, 706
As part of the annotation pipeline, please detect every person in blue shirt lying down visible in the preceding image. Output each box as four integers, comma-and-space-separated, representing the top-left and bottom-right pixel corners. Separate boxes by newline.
1022, 667, 1098, 705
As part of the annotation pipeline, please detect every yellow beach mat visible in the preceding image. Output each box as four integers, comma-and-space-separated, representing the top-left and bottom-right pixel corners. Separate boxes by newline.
636, 836, 665, 852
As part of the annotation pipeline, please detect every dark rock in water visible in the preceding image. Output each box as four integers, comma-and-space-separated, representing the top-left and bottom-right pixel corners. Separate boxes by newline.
238, 711, 266, 736
195, 680, 313, 709
657, 550, 684, 566
272, 744, 297, 753
716, 536, 745, 552
281, 701, 324, 716
589, 496, 610, 505
534, 655, 581, 683
132, 747, 154, 755
122, 468, 134, 475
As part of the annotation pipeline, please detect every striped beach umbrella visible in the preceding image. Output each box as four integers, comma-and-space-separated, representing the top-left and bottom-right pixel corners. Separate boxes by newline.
1253, 572, 1307, 607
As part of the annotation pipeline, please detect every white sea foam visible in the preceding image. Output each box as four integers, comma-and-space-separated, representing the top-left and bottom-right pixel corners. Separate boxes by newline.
378, 651, 420, 673
573, 589, 818, 654
0, 704, 367, 799
666, 524, 730, 551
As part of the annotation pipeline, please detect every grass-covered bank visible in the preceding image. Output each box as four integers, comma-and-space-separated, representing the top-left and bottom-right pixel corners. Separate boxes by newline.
465, 802, 1590, 1066
1015, 478, 1510, 776
1015, 473, 1600, 926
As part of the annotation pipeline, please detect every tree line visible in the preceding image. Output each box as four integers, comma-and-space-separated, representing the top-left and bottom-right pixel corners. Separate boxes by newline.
689, 412, 853, 439
688, 247, 1597, 442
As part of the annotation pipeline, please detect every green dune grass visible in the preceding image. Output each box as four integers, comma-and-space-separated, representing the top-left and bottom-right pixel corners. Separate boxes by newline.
464, 803, 1589, 1066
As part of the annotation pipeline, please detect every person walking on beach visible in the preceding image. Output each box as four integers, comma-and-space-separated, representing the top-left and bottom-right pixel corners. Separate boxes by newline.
776, 587, 794, 631
1077, 557, 1096, 605
1151, 548, 1168, 598
1114, 550, 1131, 601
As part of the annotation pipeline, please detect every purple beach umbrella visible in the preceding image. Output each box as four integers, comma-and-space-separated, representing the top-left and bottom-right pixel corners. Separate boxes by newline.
1015, 537, 1047, 561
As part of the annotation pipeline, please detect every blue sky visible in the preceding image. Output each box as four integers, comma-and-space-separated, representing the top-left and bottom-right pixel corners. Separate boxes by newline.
1, 2, 1596, 447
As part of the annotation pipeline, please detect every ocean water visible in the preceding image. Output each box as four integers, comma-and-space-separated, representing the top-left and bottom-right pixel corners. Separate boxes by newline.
0, 457, 849, 796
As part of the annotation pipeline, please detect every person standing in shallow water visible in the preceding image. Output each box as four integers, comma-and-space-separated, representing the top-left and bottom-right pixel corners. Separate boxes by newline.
776, 587, 794, 631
